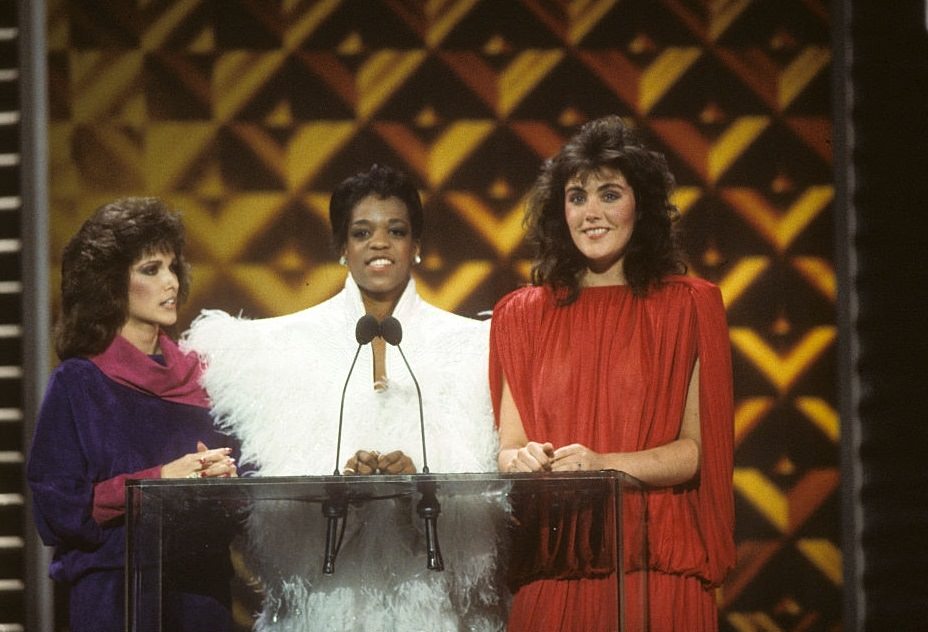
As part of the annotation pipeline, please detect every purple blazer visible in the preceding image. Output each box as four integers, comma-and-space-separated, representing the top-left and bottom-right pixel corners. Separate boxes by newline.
27, 357, 237, 631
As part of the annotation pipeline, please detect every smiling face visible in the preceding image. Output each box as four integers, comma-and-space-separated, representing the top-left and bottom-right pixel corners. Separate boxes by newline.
122, 249, 180, 336
564, 167, 638, 285
343, 194, 419, 315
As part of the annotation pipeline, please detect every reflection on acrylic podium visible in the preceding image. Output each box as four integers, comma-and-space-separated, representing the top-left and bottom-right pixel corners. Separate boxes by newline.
126, 471, 648, 631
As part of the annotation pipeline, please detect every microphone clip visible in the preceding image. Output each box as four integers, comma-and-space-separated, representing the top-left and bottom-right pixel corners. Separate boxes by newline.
322, 488, 348, 575
416, 481, 444, 571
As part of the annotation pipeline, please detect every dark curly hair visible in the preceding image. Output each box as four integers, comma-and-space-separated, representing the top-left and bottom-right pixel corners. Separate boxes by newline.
526, 115, 685, 304
329, 164, 424, 254
55, 197, 191, 360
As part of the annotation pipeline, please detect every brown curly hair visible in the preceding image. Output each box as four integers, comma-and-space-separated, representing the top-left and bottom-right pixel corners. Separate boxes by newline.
55, 197, 191, 359
526, 115, 685, 304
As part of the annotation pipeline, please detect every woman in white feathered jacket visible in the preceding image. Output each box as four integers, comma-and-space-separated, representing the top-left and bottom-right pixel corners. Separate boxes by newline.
184, 164, 505, 631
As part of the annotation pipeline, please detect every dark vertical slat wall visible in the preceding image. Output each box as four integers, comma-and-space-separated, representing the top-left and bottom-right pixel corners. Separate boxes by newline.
850, 0, 928, 629
0, 1, 25, 629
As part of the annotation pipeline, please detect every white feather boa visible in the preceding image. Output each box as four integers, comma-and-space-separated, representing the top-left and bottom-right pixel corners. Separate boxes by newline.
183, 277, 506, 631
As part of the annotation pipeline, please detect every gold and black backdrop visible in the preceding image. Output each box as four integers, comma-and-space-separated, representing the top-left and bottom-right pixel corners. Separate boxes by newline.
46, 1, 837, 629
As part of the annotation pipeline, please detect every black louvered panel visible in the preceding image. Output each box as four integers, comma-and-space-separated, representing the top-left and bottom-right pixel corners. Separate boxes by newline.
851, 0, 928, 629
0, 1, 25, 629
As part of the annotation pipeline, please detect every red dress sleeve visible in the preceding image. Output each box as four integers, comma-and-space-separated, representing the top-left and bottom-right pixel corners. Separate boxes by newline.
690, 280, 736, 585
489, 287, 545, 429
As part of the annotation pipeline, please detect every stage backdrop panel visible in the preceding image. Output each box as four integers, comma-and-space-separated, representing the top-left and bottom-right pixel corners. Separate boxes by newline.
46, 1, 836, 630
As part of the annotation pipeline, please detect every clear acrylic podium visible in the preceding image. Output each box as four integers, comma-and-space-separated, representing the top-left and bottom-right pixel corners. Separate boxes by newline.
126, 472, 649, 631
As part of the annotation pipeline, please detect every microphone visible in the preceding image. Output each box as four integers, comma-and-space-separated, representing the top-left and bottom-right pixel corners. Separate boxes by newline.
333, 314, 380, 475
379, 316, 444, 571
379, 317, 428, 474
324, 314, 379, 575
417, 481, 444, 571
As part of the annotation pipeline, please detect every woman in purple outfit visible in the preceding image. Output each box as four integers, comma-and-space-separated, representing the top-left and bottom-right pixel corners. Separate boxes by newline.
27, 198, 238, 632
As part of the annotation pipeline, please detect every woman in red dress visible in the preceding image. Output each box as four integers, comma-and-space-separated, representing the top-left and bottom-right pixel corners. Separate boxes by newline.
490, 116, 735, 631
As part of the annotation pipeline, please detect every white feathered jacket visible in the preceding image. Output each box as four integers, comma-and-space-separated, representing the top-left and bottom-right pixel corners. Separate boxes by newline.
183, 275, 505, 631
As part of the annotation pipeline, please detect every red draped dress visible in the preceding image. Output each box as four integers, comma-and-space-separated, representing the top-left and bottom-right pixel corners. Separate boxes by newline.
490, 276, 735, 631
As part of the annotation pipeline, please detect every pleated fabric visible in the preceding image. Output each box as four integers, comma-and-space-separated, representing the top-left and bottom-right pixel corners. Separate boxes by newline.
490, 277, 735, 631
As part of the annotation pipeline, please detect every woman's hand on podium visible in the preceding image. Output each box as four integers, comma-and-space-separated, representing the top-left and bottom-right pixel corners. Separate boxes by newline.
161, 441, 237, 479
344, 450, 379, 475
502, 440, 555, 473
377, 450, 416, 474
343, 449, 416, 475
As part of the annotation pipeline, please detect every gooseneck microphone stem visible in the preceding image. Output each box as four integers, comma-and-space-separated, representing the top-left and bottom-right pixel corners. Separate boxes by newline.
379, 316, 443, 571
333, 343, 363, 476
325, 314, 380, 575
394, 344, 429, 474
333, 314, 381, 475
380, 316, 430, 474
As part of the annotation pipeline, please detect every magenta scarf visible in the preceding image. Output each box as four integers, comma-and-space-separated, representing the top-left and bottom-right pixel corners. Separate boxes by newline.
90, 332, 210, 408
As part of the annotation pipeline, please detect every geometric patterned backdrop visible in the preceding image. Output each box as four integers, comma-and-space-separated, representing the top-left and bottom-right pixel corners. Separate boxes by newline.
45, 1, 837, 629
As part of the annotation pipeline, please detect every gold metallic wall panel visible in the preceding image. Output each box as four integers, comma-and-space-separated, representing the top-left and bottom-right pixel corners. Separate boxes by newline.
48, 1, 837, 628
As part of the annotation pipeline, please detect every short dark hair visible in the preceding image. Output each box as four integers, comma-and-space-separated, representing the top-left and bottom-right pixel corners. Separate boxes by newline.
55, 197, 191, 359
329, 164, 424, 253
526, 115, 685, 303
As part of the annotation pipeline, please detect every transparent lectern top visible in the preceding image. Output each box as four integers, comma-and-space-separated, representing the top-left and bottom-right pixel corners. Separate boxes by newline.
127, 472, 649, 631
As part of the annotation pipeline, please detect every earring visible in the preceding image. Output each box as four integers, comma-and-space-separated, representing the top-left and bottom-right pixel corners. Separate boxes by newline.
339, 255, 347, 266
414, 254, 422, 265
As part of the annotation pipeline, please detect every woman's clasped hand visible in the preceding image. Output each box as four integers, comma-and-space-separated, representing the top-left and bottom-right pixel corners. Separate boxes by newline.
343, 449, 415, 475
161, 441, 237, 479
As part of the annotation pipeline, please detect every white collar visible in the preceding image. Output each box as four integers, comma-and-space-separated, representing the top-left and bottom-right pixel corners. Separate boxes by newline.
341, 273, 420, 327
